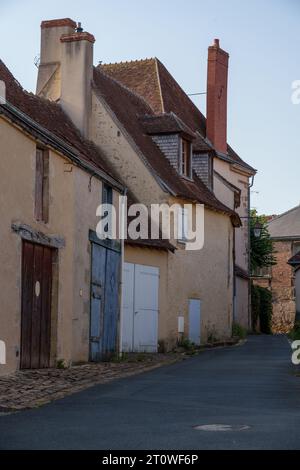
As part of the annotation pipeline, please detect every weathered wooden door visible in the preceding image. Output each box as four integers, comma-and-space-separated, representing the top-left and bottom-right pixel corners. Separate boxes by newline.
20, 241, 53, 369
122, 263, 159, 353
89, 235, 121, 361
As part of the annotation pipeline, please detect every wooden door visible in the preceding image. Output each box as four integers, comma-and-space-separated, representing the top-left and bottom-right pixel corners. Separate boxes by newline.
90, 243, 106, 362
121, 263, 135, 352
90, 241, 121, 361
20, 241, 53, 369
122, 263, 159, 353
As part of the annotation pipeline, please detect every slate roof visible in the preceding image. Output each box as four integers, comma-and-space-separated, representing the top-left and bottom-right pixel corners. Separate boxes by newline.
268, 205, 300, 239
93, 66, 241, 227
101, 58, 256, 173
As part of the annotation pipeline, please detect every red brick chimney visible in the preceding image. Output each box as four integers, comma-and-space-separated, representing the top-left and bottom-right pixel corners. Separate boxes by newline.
206, 39, 229, 155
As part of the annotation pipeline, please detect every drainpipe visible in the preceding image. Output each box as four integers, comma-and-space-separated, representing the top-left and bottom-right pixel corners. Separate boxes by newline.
248, 175, 255, 330
119, 188, 128, 356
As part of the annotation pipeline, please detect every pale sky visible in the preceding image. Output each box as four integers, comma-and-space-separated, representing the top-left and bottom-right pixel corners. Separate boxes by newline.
1, 0, 299, 215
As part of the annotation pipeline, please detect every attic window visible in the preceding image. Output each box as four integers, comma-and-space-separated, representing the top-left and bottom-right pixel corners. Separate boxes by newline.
181, 139, 192, 178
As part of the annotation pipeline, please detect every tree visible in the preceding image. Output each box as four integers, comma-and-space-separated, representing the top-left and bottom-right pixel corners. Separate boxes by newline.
250, 209, 276, 271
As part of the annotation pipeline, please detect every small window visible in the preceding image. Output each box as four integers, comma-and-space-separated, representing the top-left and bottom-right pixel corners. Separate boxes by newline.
181, 139, 191, 177
102, 184, 113, 236
177, 207, 189, 242
102, 183, 113, 205
35, 148, 49, 223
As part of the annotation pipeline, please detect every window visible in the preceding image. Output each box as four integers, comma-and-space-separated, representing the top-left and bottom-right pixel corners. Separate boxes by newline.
102, 184, 113, 236
293, 242, 300, 256
181, 139, 192, 177
177, 207, 189, 242
35, 148, 49, 223
102, 183, 113, 205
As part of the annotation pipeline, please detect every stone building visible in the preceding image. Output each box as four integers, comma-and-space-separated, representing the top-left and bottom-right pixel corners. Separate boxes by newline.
36, 18, 253, 347
253, 205, 300, 332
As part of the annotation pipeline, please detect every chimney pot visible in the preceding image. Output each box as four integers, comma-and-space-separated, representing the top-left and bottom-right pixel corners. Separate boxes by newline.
214, 38, 220, 47
76, 22, 83, 33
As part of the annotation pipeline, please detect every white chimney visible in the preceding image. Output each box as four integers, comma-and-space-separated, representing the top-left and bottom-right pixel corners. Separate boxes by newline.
36, 18, 95, 138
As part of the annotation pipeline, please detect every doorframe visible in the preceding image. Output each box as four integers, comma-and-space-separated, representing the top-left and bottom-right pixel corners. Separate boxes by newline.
13, 224, 63, 370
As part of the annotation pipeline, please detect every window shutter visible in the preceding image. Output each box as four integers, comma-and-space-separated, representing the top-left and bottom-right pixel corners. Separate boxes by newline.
35, 149, 43, 221
35, 148, 49, 223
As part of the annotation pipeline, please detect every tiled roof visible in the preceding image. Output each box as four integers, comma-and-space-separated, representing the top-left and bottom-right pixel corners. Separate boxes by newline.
0, 59, 173, 252
101, 58, 256, 173
268, 205, 300, 239
0, 60, 123, 182
193, 135, 214, 153
102, 59, 164, 114
94, 66, 241, 226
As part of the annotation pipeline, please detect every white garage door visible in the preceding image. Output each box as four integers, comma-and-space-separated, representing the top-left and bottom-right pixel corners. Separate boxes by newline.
122, 263, 159, 353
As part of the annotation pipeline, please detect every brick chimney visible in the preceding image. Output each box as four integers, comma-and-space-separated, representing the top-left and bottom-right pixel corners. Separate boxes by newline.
36, 19, 95, 138
206, 39, 229, 155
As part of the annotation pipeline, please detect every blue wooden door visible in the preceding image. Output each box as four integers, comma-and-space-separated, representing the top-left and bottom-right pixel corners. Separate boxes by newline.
102, 249, 120, 358
90, 235, 121, 361
90, 243, 106, 362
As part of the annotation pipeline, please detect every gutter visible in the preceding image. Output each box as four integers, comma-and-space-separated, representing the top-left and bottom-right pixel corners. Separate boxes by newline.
248, 174, 255, 330
118, 190, 127, 356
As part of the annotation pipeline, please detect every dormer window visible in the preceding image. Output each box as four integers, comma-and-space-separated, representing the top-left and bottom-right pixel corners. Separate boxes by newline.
181, 139, 192, 178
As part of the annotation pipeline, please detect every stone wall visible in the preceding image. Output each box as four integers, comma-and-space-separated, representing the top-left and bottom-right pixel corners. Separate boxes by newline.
271, 241, 295, 333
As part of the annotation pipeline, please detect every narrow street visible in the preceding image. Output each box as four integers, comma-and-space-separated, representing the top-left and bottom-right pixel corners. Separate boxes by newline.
0, 335, 299, 450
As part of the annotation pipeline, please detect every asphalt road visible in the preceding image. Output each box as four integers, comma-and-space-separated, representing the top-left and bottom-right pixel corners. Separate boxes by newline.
0, 335, 300, 450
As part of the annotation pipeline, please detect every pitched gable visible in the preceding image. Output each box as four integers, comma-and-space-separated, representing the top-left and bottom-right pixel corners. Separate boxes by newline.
268, 205, 300, 239
101, 58, 255, 173
0, 59, 121, 184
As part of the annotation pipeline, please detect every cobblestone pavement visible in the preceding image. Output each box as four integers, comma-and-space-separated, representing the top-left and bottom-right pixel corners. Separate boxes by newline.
0, 354, 183, 411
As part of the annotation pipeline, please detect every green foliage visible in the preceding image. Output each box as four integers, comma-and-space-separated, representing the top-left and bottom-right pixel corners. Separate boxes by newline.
110, 352, 129, 363
251, 284, 273, 334
232, 323, 247, 339
56, 359, 66, 369
251, 284, 261, 331
178, 338, 196, 352
207, 326, 219, 344
288, 321, 300, 341
250, 209, 276, 271
259, 287, 273, 334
